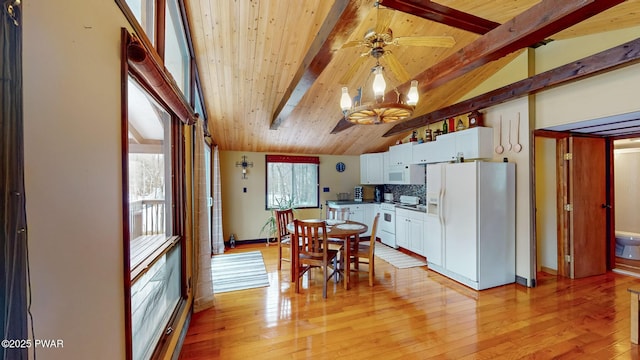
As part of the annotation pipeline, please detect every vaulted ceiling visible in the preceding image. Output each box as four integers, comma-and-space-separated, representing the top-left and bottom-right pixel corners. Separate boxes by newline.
185, 0, 640, 155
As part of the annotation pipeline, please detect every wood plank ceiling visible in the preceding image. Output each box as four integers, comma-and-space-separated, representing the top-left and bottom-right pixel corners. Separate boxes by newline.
185, 0, 640, 155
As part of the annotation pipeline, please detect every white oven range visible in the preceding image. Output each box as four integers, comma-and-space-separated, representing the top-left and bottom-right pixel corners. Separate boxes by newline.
379, 202, 397, 248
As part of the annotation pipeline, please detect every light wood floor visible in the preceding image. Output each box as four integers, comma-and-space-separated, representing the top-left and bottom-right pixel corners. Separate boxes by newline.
179, 243, 640, 359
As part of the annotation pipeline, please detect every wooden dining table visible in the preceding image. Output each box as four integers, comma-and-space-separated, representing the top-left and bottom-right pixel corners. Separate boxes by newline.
287, 219, 368, 290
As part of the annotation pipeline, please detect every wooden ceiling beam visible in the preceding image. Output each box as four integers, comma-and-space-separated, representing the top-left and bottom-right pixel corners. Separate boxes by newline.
383, 37, 640, 136
380, 0, 500, 35
331, 0, 626, 135
269, 0, 373, 130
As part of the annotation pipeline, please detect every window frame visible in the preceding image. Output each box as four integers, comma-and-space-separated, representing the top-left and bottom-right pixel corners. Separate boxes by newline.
121, 29, 189, 360
265, 155, 320, 210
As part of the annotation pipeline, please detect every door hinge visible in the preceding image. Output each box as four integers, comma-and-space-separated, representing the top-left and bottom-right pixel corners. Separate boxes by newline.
565, 254, 572, 263
564, 204, 573, 211
564, 153, 573, 160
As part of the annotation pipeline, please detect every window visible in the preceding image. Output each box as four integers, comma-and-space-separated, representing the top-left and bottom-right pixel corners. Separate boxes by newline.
165, 0, 190, 99
124, 0, 156, 44
127, 77, 174, 273
266, 155, 319, 209
126, 75, 182, 360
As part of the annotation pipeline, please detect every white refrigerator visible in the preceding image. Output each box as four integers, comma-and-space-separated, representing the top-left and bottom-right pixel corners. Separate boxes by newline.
425, 161, 515, 290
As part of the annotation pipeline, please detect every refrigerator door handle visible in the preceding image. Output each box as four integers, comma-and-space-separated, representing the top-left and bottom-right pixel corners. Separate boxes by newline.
438, 189, 445, 225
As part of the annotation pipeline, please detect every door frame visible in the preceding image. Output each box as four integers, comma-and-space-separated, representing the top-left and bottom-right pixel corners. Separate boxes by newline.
533, 130, 615, 278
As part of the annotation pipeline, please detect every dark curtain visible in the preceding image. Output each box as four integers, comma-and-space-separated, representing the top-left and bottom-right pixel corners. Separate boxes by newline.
1, 1, 27, 360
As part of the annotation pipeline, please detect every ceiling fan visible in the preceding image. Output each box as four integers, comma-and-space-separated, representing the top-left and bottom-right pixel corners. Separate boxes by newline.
339, 1, 455, 85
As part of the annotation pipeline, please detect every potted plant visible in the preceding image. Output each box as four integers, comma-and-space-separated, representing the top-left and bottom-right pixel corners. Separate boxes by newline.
259, 196, 295, 244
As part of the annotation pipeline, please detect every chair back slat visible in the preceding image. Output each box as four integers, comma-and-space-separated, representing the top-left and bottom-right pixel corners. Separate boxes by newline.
294, 219, 328, 259
275, 208, 294, 240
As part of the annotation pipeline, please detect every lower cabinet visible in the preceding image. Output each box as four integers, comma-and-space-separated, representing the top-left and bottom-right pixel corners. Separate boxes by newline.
327, 202, 373, 237
395, 208, 425, 256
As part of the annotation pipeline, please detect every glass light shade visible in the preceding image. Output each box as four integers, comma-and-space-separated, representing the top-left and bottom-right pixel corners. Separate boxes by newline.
407, 80, 419, 106
340, 87, 352, 111
372, 67, 386, 97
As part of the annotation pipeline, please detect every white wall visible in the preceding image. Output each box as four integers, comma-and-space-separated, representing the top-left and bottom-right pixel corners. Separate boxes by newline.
531, 27, 640, 276
220, 150, 361, 242
23, 1, 129, 358
614, 149, 640, 234
535, 137, 558, 271
535, 27, 640, 129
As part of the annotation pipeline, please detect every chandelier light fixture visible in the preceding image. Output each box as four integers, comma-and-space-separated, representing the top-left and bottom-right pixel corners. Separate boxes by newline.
340, 60, 419, 125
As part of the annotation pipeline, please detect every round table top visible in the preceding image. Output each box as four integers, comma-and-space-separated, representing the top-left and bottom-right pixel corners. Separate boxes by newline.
286, 219, 367, 237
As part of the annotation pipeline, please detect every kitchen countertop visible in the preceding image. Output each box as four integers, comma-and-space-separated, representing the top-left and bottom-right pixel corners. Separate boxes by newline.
396, 204, 427, 213
326, 200, 380, 205
326, 200, 427, 213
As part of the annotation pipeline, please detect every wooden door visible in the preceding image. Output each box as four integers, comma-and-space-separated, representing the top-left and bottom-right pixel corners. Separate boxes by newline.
557, 136, 607, 278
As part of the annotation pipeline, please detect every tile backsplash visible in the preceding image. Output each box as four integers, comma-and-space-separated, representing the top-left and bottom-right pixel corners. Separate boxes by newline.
384, 184, 426, 204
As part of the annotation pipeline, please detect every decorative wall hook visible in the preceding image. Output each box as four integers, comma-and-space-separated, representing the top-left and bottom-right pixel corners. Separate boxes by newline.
235, 155, 253, 179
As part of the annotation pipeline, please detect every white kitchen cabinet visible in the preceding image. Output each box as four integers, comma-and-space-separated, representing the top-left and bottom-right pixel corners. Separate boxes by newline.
360, 153, 384, 184
327, 202, 374, 237
411, 133, 456, 164
411, 141, 433, 164
388, 142, 416, 166
395, 212, 409, 249
411, 127, 493, 164
431, 133, 457, 163
396, 208, 425, 256
455, 127, 493, 160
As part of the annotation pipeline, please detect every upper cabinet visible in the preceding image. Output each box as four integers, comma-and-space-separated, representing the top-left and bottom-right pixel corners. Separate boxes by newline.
454, 127, 493, 160
412, 127, 493, 164
360, 152, 384, 184
389, 142, 417, 166
412, 134, 456, 164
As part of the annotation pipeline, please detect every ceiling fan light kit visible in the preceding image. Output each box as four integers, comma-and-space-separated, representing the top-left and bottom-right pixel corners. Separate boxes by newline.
337, 2, 454, 125
340, 68, 418, 125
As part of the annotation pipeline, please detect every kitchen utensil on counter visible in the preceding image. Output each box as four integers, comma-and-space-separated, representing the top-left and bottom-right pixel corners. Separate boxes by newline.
383, 193, 394, 202
495, 116, 504, 154
336, 192, 350, 201
514, 112, 522, 153
374, 185, 384, 202
354, 186, 363, 202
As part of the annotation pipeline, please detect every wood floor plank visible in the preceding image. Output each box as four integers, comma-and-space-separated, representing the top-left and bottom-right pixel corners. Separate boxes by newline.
179, 244, 640, 359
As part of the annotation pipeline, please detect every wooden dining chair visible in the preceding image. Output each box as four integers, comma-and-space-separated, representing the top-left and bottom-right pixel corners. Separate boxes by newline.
350, 213, 379, 286
327, 207, 350, 221
292, 219, 340, 298
274, 208, 295, 278
326, 207, 350, 248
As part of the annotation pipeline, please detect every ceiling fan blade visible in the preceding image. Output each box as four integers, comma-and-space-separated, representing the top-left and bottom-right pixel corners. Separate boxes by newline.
339, 54, 370, 85
375, 6, 393, 34
341, 40, 363, 49
393, 36, 456, 48
381, 51, 410, 83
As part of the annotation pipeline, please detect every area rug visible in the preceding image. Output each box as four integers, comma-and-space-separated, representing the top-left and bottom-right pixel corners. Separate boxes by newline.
211, 251, 269, 294
375, 243, 427, 269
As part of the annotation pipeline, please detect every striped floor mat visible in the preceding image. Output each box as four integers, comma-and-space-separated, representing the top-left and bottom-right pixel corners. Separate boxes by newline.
375, 243, 427, 269
211, 251, 269, 294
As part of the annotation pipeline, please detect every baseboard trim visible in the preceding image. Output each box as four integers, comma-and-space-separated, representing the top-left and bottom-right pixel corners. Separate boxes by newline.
224, 238, 271, 248
516, 275, 529, 287
540, 266, 558, 275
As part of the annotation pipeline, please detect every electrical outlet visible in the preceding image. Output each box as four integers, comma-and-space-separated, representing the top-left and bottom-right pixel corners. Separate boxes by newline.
323, 187, 330, 192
